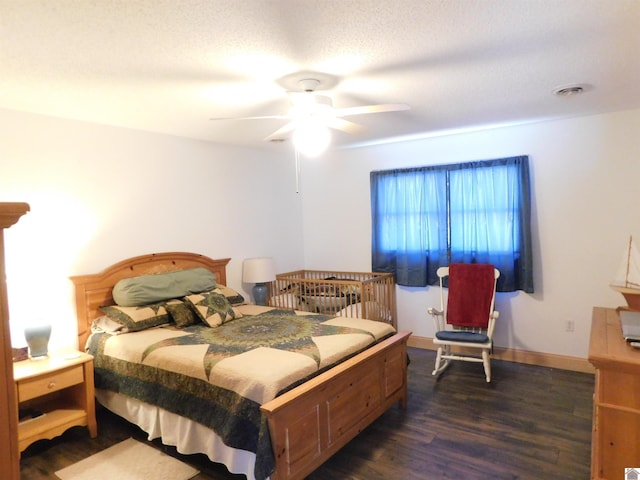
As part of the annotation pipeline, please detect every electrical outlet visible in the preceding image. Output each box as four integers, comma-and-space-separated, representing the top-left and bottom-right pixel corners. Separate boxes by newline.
565, 320, 575, 332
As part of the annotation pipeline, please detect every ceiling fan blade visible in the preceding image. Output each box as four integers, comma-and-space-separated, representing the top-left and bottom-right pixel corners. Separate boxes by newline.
333, 103, 410, 117
326, 117, 366, 135
264, 121, 297, 141
210, 114, 290, 121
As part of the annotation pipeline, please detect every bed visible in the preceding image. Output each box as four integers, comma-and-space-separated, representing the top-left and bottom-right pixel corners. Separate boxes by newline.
71, 252, 410, 480
268, 270, 397, 329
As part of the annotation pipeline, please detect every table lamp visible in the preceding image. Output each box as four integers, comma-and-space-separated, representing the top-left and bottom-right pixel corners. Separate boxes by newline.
242, 257, 276, 306
24, 321, 51, 360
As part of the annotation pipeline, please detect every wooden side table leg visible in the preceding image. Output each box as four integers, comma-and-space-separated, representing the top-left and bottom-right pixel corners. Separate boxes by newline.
84, 360, 98, 437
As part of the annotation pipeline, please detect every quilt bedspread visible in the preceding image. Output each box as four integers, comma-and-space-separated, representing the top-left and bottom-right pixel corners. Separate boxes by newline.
86, 305, 395, 480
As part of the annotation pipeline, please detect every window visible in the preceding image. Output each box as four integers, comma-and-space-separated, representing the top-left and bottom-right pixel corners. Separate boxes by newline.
370, 156, 533, 293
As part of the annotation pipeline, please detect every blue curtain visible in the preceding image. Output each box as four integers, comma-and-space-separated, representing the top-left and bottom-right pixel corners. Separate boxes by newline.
370, 156, 533, 293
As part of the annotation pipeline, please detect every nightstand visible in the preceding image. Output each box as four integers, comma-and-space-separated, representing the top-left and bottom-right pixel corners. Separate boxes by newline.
13, 351, 97, 453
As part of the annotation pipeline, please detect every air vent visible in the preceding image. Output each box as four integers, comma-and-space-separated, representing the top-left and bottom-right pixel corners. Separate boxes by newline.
553, 83, 590, 97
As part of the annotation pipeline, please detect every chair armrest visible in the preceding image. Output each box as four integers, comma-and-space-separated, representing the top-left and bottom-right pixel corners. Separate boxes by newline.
487, 310, 499, 338
428, 307, 445, 331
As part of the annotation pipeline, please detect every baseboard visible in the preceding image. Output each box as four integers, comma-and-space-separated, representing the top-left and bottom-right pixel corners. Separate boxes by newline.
407, 335, 595, 374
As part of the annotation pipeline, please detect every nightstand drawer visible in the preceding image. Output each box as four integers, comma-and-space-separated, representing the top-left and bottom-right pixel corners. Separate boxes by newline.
17, 365, 84, 402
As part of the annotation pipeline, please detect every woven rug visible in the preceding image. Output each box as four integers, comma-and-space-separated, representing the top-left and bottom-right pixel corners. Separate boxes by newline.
55, 438, 199, 480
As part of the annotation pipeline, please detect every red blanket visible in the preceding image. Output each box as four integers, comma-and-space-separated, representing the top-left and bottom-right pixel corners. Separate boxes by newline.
446, 263, 495, 328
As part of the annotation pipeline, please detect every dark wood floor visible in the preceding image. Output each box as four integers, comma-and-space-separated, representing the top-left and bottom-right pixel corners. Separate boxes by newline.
20, 347, 594, 480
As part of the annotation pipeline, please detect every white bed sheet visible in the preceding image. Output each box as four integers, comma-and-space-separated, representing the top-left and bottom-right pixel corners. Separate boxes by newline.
95, 389, 260, 480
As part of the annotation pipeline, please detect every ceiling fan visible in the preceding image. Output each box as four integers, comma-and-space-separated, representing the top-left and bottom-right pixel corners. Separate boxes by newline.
210, 77, 410, 156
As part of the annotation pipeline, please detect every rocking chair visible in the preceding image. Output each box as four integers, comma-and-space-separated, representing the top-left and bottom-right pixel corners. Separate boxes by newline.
428, 263, 500, 382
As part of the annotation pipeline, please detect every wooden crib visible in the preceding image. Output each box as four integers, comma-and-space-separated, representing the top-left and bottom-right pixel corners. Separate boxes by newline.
268, 269, 397, 329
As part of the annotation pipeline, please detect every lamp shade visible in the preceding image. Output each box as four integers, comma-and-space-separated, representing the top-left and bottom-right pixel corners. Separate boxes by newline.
24, 321, 51, 359
242, 257, 276, 284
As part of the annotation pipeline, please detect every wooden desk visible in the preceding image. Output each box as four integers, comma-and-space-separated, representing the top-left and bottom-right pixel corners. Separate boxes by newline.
589, 307, 640, 479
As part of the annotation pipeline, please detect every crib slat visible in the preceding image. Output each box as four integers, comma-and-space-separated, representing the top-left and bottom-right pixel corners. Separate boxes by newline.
268, 270, 397, 329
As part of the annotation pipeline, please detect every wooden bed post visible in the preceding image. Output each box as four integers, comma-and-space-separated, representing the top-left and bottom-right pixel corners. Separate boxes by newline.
0, 202, 30, 480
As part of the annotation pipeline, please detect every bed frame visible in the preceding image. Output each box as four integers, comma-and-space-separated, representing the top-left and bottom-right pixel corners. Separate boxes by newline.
269, 269, 397, 329
71, 252, 410, 480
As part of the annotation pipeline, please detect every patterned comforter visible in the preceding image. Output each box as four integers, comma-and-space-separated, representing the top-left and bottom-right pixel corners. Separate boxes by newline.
86, 304, 395, 480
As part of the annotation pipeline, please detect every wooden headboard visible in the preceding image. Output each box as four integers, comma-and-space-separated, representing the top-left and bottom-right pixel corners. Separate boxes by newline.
70, 252, 230, 349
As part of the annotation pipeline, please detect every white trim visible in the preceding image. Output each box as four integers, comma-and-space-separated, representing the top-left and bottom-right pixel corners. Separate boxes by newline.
408, 335, 595, 374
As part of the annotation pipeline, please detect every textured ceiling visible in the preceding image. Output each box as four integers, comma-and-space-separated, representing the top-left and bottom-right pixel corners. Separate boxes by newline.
1, 0, 639, 152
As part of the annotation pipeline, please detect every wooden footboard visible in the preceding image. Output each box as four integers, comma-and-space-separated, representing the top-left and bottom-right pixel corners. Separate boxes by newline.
261, 330, 411, 480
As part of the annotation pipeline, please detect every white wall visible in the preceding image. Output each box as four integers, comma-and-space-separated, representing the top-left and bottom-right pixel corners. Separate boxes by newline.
0, 108, 304, 351
3, 107, 639, 360
301, 108, 640, 359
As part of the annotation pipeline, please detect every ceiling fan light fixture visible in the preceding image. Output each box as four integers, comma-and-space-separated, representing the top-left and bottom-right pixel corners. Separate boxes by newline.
298, 78, 321, 92
293, 120, 331, 157
289, 93, 333, 118
210, 72, 410, 151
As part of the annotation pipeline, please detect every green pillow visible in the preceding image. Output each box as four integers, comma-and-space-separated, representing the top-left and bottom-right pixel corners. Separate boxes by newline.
99, 302, 171, 332
184, 290, 243, 327
166, 301, 199, 328
113, 268, 217, 306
